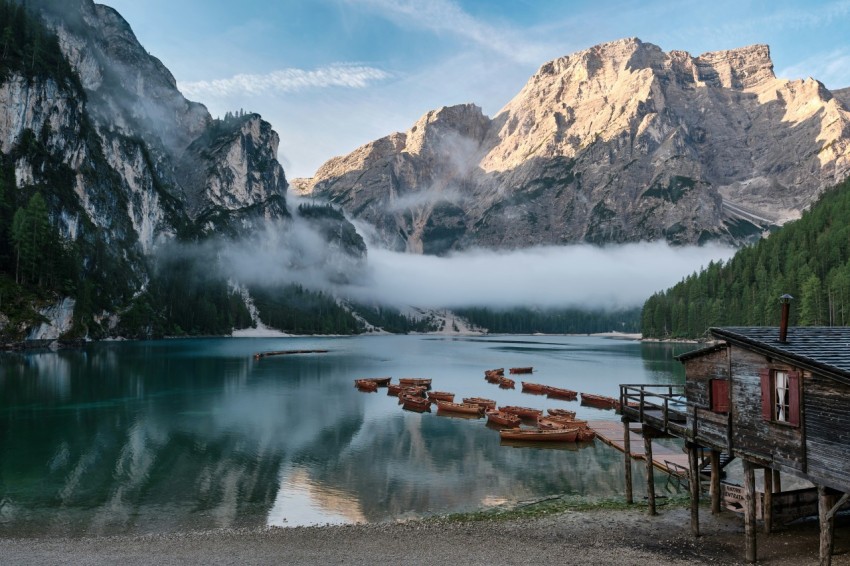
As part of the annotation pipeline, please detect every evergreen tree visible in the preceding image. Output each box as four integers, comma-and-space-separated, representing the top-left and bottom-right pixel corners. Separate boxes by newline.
641, 176, 850, 338
10, 192, 54, 286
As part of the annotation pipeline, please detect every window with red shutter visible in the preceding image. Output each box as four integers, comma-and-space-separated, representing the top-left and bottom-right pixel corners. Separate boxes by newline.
710, 379, 729, 413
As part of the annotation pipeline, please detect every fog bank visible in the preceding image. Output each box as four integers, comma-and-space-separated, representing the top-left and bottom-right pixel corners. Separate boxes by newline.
339, 242, 736, 310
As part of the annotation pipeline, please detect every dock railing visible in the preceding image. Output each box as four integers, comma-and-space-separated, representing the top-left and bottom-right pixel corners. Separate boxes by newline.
619, 384, 687, 435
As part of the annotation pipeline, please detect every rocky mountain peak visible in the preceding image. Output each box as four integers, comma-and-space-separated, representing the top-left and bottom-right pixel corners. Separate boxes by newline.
302, 37, 850, 253
689, 43, 774, 90
404, 103, 489, 159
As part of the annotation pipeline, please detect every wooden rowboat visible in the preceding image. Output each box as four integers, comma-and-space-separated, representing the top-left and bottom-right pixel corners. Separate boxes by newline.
485, 409, 521, 428
545, 386, 578, 400
400, 394, 431, 412
499, 428, 579, 442
361, 376, 391, 387
435, 400, 484, 416
399, 378, 432, 388
509, 367, 533, 374
485, 368, 504, 376
547, 408, 576, 418
427, 391, 455, 402
387, 383, 403, 395
521, 382, 548, 394
543, 415, 588, 427
580, 393, 620, 410
499, 377, 515, 389
485, 373, 502, 383
404, 385, 428, 395
354, 379, 378, 392
396, 386, 427, 402
537, 418, 569, 430
499, 405, 543, 418
463, 397, 497, 409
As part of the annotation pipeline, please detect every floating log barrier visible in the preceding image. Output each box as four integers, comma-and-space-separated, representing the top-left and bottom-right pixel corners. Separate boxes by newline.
254, 349, 329, 359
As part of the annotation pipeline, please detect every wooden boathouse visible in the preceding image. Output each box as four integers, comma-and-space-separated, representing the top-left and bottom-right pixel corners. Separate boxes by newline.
620, 310, 850, 564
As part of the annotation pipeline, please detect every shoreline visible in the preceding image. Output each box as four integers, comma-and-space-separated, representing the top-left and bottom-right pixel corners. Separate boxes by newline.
2, 504, 847, 565
2, 331, 649, 352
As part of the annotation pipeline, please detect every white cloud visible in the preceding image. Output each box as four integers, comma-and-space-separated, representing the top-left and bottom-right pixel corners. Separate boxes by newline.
198, 213, 735, 313
778, 48, 850, 89
339, 242, 737, 310
343, 0, 549, 64
178, 64, 392, 99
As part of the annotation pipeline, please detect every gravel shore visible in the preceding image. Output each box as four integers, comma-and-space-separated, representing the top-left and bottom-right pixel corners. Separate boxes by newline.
2, 506, 848, 565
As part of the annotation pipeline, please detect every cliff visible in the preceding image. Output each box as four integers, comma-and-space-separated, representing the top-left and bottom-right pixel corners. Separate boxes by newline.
0, 0, 300, 339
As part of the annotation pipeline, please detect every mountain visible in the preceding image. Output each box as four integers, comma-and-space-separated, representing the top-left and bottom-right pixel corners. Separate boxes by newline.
297, 38, 850, 254
0, 0, 365, 340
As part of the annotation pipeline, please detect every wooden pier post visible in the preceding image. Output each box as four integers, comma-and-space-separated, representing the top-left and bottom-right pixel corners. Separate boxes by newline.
710, 449, 721, 515
773, 469, 782, 493
623, 418, 633, 504
743, 460, 757, 563
819, 485, 836, 566
688, 443, 701, 536
763, 468, 773, 534
644, 431, 656, 516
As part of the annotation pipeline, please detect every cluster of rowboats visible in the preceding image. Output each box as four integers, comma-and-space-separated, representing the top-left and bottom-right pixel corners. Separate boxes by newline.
351, 367, 627, 444
483, 371, 622, 411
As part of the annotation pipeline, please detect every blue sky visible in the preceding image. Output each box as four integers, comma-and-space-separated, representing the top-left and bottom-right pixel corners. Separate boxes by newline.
104, 0, 850, 179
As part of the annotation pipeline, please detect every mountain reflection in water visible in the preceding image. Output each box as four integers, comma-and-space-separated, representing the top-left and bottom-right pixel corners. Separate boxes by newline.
0, 335, 696, 535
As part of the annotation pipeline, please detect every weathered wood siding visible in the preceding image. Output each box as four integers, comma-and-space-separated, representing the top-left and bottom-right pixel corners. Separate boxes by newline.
804, 371, 850, 492
680, 335, 850, 493
683, 348, 729, 449
728, 347, 804, 473
683, 348, 728, 408
694, 408, 729, 450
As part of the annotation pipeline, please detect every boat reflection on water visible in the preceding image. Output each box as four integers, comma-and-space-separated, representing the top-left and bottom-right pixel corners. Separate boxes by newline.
0, 335, 687, 536
499, 440, 582, 451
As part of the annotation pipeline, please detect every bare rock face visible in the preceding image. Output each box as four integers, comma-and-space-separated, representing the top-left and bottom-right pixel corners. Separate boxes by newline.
311, 104, 490, 253
0, 0, 298, 335
302, 38, 850, 252
177, 114, 289, 235
9, 0, 290, 254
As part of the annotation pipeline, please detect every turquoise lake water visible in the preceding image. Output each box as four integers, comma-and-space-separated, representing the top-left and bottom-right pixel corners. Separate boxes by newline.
0, 335, 695, 536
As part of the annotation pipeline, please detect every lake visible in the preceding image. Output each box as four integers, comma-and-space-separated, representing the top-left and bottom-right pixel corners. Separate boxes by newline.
0, 335, 696, 536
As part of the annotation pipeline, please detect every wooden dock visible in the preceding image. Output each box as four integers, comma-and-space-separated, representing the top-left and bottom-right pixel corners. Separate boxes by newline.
588, 420, 690, 473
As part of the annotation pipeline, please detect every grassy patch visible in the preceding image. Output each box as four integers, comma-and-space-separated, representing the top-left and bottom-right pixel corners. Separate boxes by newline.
433, 493, 691, 524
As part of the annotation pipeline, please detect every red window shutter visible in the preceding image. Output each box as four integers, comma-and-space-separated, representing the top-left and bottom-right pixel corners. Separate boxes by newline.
788, 371, 801, 426
760, 368, 772, 420
710, 379, 729, 413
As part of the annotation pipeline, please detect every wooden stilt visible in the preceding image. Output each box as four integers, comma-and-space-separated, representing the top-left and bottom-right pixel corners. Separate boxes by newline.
819, 485, 836, 566
773, 469, 782, 493
644, 431, 656, 516
743, 460, 757, 563
623, 418, 633, 504
764, 468, 773, 534
710, 449, 721, 515
689, 443, 701, 536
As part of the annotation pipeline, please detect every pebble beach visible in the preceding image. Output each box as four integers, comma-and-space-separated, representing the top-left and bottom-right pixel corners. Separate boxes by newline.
2, 505, 848, 565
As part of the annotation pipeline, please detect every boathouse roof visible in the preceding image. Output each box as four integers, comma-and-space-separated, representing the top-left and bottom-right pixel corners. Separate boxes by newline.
707, 326, 850, 384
